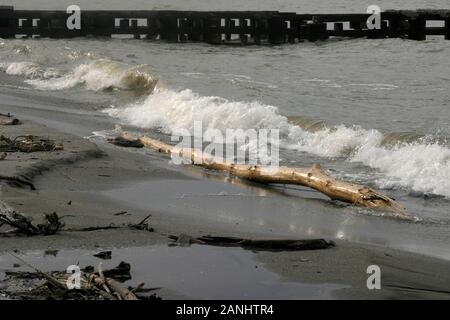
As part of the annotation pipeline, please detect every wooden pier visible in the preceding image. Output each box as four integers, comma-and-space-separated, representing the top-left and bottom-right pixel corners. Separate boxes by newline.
1, 6, 449, 43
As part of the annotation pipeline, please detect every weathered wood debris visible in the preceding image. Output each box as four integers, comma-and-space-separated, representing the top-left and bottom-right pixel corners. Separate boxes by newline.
169, 234, 335, 251
0, 257, 158, 300
0, 210, 154, 237
0, 113, 20, 125
111, 130, 409, 218
0, 135, 63, 153
0, 211, 63, 236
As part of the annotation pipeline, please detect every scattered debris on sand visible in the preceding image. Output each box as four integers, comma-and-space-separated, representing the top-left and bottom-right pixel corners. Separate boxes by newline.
0, 210, 154, 237
128, 215, 154, 232
0, 135, 63, 153
169, 234, 335, 251
0, 256, 159, 300
0, 211, 64, 237
66, 215, 154, 233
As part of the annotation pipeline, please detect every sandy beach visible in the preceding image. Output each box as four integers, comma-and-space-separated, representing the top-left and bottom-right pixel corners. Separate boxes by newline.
1, 112, 449, 300
0, 1, 449, 300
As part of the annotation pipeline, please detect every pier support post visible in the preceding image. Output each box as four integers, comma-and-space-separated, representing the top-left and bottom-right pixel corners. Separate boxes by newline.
159, 16, 179, 42
302, 22, 328, 41
334, 22, 344, 32
367, 20, 388, 38
0, 6, 15, 38
204, 17, 221, 44
239, 18, 249, 44
130, 19, 140, 39
445, 18, 450, 40
387, 18, 401, 38
350, 21, 364, 30
179, 18, 191, 42
408, 18, 426, 40
268, 17, 285, 44
92, 15, 113, 37
145, 18, 159, 40
225, 19, 232, 41
190, 18, 202, 42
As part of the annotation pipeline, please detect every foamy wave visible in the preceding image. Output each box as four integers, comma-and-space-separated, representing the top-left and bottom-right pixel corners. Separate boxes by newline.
26, 59, 158, 93
105, 88, 450, 198
287, 125, 383, 157
352, 143, 450, 198
104, 88, 289, 134
0, 61, 58, 79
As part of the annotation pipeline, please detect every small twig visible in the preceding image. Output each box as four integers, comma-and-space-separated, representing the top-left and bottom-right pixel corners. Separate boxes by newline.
0, 175, 36, 190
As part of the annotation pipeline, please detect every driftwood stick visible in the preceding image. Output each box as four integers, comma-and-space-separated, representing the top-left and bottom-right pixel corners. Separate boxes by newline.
169, 234, 335, 251
0, 175, 36, 190
0, 114, 20, 125
117, 130, 409, 218
105, 278, 138, 300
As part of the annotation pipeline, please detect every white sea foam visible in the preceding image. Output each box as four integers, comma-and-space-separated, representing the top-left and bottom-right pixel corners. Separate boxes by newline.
352, 143, 450, 198
105, 88, 450, 198
0, 61, 58, 79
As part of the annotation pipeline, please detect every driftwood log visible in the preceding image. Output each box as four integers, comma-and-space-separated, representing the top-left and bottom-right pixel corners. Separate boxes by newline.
169, 234, 335, 251
115, 130, 409, 218
0, 175, 36, 190
0, 113, 20, 125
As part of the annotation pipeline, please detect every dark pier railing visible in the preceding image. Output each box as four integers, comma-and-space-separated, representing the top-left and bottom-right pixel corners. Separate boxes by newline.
1, 6, 449, 44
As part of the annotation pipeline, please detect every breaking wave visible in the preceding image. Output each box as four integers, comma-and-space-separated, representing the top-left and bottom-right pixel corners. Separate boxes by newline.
26, 59, 158, 93
0, 59, 158, 94
0, 61, 58, 79
105, 88, 450, 198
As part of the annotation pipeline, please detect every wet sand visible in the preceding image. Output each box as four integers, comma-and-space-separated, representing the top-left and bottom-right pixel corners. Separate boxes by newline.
1, 117, 450, 300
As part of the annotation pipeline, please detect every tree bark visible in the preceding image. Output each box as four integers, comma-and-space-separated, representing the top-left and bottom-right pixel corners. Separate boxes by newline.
116, 130, 409, 218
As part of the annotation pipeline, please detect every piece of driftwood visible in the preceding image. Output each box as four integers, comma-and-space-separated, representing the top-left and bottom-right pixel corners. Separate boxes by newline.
107, 136, 144, 148
0, 135, 63, 153
128, 214, 154, 231
0, 211, 64, 236
93, 251, 112, 260
0, 174, 36, 190
114, 130, 409, 218
0, 113, 20, 125
102, 261, 132, 282
169, 234, 334, 251
64, 216, 154, 233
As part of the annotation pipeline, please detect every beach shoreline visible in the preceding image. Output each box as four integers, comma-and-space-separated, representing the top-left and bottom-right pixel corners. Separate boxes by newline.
1, 115, 449, 300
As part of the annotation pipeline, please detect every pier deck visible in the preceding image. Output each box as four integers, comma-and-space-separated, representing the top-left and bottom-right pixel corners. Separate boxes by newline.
1, 7, 449, 43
